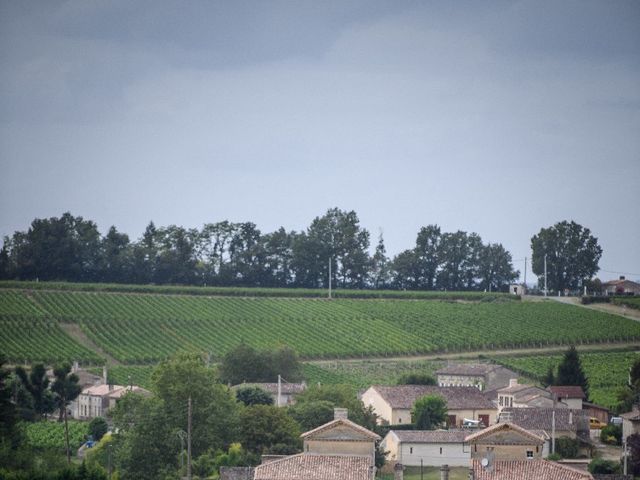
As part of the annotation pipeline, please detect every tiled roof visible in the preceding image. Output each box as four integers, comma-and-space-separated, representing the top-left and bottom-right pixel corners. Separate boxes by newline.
435, 364, 497, 376
253, 454, 374, 480
390, 429, 468, 444
602, 279, 640, 287
301, 418, 380, 441
107, 385, 149, 399
501, 408, 588, 432
82, 384, 125, 396
549, 386, 586, 400
233, 383, 306, 395
465, 422, 545, 444
620, 409, 640, 421
472, 459, 592, 480
371, 385, 495, 410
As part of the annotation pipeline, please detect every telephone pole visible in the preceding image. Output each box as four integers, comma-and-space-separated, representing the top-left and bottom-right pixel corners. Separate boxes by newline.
524, 257, 527, 287
544, 254, 548, 297
187, 396, 192, 480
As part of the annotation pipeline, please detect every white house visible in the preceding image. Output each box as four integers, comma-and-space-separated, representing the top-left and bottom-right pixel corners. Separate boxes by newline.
382, 430, 469, 467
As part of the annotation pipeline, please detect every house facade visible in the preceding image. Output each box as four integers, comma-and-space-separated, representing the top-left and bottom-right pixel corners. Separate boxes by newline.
382, 430, 469, 467
361, 385, 497, 428
73, 384, 148, 420
602, 276, 640, 296
435, 364, 517, 392
548, 386, 586, 410
466, 423, 547, 461
621, 406, 640, 441
496, 379, 556, 412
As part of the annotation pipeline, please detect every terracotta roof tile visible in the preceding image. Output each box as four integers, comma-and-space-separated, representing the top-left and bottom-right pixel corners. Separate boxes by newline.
253, 454, 374, 480
465, 423, 545, 444
472, 459, 592, 479
500, 408, 588, 432
372, 385, 495, 410
549, 386, 586, 400
301, 418, 380, 441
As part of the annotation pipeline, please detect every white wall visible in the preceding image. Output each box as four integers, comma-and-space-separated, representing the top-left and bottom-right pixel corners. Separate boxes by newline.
397, 442, 470, 467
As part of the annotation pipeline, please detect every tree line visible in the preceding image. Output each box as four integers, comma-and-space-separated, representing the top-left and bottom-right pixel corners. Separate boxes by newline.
0, 209, 520, 291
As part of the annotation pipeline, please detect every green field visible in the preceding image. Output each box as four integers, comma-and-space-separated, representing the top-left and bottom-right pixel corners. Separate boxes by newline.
491, 350, 640, 409
1, 285, 640, 365
22, 420, 89, 450
613, 296, 640, 310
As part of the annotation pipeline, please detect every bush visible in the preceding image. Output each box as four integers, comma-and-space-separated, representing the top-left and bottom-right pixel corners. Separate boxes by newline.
555, 437, 580, 459
88, 417, 108, 442
546, 452, 562, 461
588, 458, 621, 474
600, 424, 622, 445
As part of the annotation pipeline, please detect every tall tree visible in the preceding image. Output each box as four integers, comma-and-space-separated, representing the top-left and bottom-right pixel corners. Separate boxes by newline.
15, 363, 55, 419
99, 226, 131, 283
239, 405, 301, 455
51, 363, 82, 464
370, 232, 390, 289
477, 243, 519, 292
391, 249, 419, 290
411, 395, 447, 430
437, 231, 473, 290
531, 221, 603, 292
555, 346, 589, 400
414, 225, 441, 290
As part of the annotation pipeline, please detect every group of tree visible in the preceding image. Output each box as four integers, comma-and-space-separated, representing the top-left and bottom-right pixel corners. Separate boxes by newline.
218, 345, 302, 385
0, 209, 524, 291
0, 356, 99, 479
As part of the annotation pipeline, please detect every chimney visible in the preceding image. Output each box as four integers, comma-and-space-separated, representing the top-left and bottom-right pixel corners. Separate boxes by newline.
334, 408, 348, 420
508, 378, 518, 388
620, 276, 626, 280
440, 464, 450, 480
102, 366, 108, 385
394, 463, 404, 480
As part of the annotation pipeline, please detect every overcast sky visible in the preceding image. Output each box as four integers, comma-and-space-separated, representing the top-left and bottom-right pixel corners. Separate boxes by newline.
1, 0, 639, 283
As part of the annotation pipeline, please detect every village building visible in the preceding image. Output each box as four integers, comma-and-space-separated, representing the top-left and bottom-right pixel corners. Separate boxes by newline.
469, 459, 593, 480
232, 382, 307, 406
548, 386, 586, 410
496, 379, 557, 411
465, 422, 549, 461
602, 276, 640, 296
509, 284, 526, 296
381, 430, 469, 467
500, 407, 591, 457
583, 402, 610, 426
73, 383, 149, 420
361, 385, 497, 428
435, 363, 517, 392
251, 408, 379, 480
621, 406, 640, 441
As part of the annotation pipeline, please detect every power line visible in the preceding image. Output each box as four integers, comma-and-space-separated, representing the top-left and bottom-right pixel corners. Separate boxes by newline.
600, 269, 640, 277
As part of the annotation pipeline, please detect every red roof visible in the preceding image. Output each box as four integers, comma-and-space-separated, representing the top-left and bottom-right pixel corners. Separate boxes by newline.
549, 386, 586, 400
472, 459, 592, 480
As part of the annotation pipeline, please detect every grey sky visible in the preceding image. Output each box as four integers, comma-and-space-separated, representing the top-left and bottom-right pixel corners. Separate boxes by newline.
1, 0, 639, 283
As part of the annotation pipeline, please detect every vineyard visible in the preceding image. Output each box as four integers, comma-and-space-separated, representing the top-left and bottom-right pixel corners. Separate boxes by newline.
613, 296, 640, 310
22, 420, 89, 450
1, 285, 640, 365
490, 350, 640, 409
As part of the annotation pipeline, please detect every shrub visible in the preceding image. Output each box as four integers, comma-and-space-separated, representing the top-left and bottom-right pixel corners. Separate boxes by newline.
555, 437, 580, 459
88, 417, 108, 442
588, 458, 621, 474
600, 424, 622, 445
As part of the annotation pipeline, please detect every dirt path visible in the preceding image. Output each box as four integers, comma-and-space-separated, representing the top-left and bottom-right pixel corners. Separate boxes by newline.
59, 323, 121, 365
306, 341, 640, 365
547, 295, 640, 322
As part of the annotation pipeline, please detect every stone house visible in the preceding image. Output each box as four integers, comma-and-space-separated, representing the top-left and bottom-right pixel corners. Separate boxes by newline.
466, 422, 549, 461
73, 384, 148, 420
381, 429, 469, 467
548, 386, 586, 410
252, 408, 379, 480
361, 385, 497, 428
435, 363, 517, 392
621, 406, 640, 441
496, 379, 556, 412
602, 276, 640, 296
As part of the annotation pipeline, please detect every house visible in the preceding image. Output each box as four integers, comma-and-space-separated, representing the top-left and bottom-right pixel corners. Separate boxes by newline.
548, 386, 586, 410
232, 382, 307, 406
435, 363, 518, 392
252, 408, 379, 480
73, 384, 149, 420
469, 459, 593, 480
602, 276, 640, 296
466, 422, 549, 461
361, 385, 497, 428
496, 379, 556, 411
500, 407, 591, 456
509, 284, 526, 296
621, 406, 640, 441
381, 430, 469, 467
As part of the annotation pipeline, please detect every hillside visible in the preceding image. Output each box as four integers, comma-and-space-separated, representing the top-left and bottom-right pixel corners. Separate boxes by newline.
1, 282, 639, 365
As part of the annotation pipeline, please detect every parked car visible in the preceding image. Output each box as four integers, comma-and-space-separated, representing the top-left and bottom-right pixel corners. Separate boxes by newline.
610, 417, 623, 425
589, 417, 608, 429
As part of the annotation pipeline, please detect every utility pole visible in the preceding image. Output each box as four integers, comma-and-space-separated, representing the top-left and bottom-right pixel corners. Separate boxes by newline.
623, 438, 628, 475
551, 409, 556, 454
524, 257, 527, 287
328, 257, 332, 299
544, 254, 548, 297
187, 396, 192, 480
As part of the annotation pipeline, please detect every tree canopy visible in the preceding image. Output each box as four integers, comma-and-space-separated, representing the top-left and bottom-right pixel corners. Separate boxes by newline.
411, 395, 447, 430
555, 346, 589, 400
531, 220, 602, 292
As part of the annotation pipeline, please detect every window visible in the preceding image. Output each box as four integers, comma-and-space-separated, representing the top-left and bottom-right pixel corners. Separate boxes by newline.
499, 396, 503, 406
410, 447, 413, 454
526, 451, 533, 459
399, 418, 402, 423
440, 447, 443, 455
